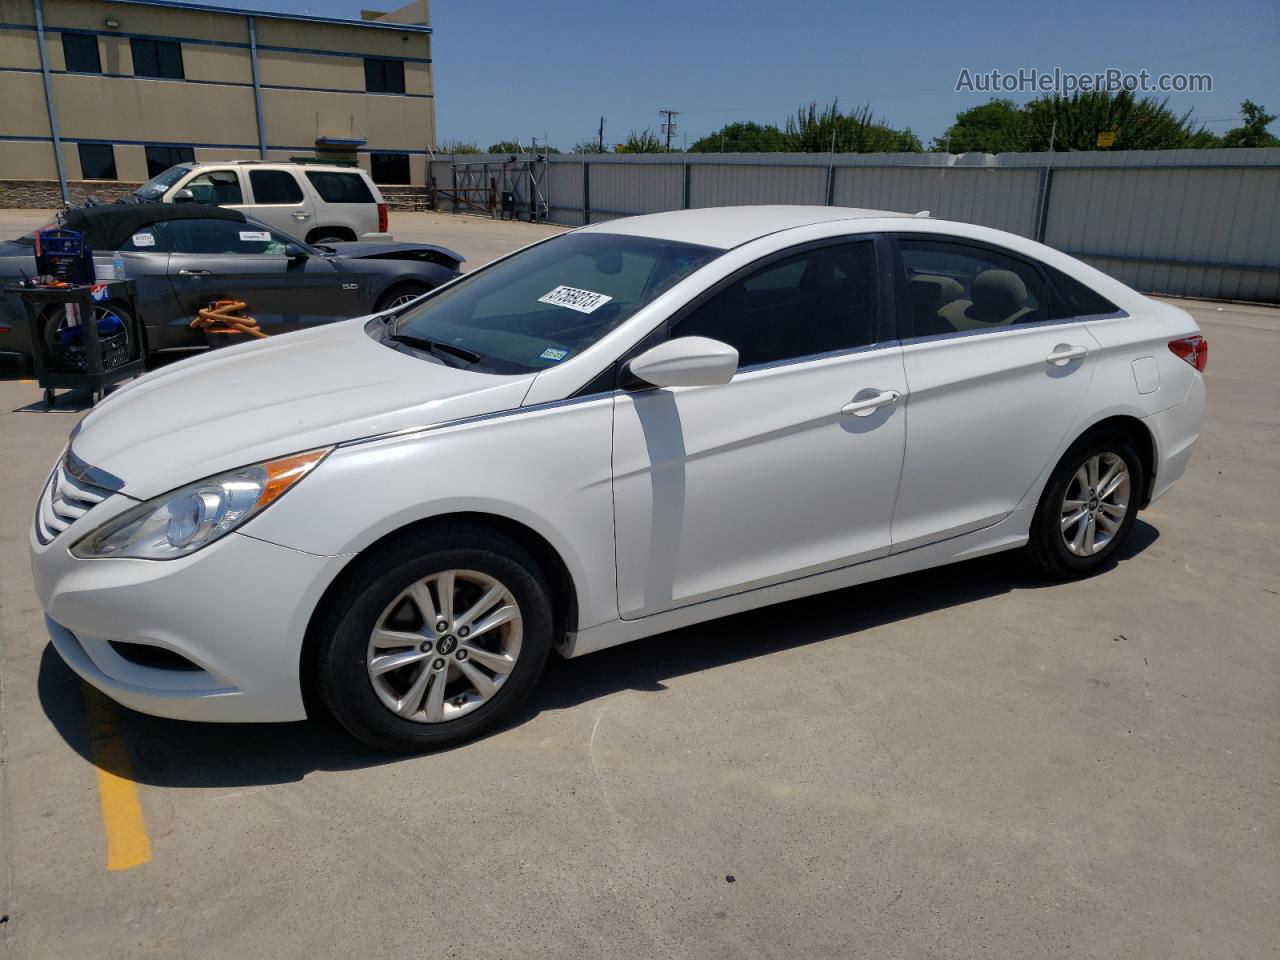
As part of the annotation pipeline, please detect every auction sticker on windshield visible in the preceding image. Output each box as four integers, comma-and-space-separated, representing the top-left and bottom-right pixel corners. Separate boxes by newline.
537, 285, 613, 314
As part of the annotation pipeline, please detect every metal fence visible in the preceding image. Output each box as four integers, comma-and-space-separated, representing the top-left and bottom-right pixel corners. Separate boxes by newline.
429, 148, 1280, 303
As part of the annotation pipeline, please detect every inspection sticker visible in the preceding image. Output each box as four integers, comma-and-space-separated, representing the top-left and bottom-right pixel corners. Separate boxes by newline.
537, 285, 612, 314
539, 347, 569, 361
239, 231, 271, 242
131, 232, 155, 247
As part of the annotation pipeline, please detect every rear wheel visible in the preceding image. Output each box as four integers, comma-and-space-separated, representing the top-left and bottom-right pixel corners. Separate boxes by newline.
308, 231, 353, 245
312, 527, 554, 752
1026, 429, 1144, 579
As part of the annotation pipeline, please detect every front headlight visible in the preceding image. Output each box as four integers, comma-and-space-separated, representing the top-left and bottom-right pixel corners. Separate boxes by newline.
71, 448, 330, 560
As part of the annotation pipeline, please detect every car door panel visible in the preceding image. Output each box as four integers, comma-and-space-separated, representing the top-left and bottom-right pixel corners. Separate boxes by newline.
889, 235, 1103, 552
613, 346, 908, 618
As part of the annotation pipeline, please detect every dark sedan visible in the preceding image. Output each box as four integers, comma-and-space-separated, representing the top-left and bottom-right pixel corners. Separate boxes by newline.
0, 204, 463, 363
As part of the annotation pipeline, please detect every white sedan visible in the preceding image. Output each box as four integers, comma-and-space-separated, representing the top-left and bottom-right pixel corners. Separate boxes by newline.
31, 206, 1207, 751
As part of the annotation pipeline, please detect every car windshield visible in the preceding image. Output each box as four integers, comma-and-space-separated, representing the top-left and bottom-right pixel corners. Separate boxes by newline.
386, 232, 722, 374
132, 164, 191, 200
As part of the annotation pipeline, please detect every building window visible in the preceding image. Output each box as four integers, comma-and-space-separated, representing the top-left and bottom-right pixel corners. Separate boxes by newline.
364, 57, 405, 94
77, 143, 117, 180
131, 38, 184, 79
62, 32, 101, 74
370, 152, 411, 185
144, 145, 195, 178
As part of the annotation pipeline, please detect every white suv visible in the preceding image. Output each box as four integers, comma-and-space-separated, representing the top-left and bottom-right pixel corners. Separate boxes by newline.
129, 161, 392, 243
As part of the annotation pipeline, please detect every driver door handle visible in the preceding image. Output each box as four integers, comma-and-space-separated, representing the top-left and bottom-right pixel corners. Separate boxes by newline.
177, 268, 212, 277
1046, 344, 1089, 366
841, 389, 902, 417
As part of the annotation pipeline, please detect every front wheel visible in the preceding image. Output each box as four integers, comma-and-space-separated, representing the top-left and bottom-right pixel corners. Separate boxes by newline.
1026, 429, 1144, 579
375, 282, 430, 312
312, 528, 554, 752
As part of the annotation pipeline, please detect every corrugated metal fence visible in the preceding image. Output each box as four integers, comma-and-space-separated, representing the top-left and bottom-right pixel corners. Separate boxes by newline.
428, 148, 1280, 302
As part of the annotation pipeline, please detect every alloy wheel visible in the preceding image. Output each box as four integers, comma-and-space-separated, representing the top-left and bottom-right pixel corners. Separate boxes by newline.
366, 569, 522, 723
1060, 452, 1130, 557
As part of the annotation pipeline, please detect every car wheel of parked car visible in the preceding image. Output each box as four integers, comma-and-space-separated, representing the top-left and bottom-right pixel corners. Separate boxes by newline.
376, 282, 430, 312
313, 526, 554, 752
1027, 428, 1144, 580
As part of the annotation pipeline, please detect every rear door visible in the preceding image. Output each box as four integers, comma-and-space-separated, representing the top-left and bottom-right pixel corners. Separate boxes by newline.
244, 168, 316, 237
303, 170, 379, 238
156, 218, 357, 336
889, 234, 1101, 551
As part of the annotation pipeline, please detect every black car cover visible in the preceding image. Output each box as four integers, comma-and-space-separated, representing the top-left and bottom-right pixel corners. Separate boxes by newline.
58, 204, 248, 252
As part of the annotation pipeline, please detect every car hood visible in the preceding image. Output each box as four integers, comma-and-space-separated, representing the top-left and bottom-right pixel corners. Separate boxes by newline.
322, 240, 465, 264
70, 317, 535, 500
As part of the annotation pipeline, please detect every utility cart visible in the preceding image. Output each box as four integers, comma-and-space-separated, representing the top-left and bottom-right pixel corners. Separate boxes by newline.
9, 280, 144, 408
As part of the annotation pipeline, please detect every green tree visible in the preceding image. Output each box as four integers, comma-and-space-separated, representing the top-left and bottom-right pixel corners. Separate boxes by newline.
572, 140, 609, 154
1020, 91, 1211, 151
931, 98, 1026, 153
784, 101, 922, 153
689, 121, 789, 152
617, 129, 666, 153
1220, 100, 1280, 148
441, 139, 480, 155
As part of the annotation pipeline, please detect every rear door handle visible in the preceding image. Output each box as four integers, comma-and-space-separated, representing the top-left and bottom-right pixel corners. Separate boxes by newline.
841, 389, 902, 417
1046, 344, 1089, 366
177, 268, 212, 277
292, 211, 311, 221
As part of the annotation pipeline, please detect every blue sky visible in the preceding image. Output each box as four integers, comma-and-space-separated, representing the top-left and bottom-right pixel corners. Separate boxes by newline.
234, 0, 1280, 149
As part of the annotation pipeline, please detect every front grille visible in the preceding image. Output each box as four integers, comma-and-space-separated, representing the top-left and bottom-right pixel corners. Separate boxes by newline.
34, 458, 109, 545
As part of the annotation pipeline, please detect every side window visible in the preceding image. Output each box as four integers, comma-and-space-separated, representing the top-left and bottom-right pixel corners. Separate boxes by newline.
249, 169, 305, 205
62, 32, 101, 73
1043, 264, 1121, 318
673, 240, 880, 367
899, 238, 1049, 337
155, 219, 289, 256
182, 170, 243, 205
117, 227, 167, 253
305, 171, 376, 204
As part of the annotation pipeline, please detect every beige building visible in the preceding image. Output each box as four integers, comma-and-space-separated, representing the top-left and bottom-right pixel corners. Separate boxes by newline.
0, 0, 435, 203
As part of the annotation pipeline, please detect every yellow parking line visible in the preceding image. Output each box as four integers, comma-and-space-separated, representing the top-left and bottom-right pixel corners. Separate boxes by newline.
83, 687, 152, 871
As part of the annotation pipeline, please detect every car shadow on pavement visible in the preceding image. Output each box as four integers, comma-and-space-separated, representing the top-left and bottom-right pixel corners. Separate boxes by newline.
36, 520, 1159, 787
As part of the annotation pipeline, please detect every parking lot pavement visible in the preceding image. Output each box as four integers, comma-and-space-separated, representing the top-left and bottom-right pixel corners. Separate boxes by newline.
0, 209, 1277, 958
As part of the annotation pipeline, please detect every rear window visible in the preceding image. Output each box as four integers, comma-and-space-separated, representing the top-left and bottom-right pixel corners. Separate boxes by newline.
250, 169, 305, 204
1045, 265, 1121, 318
305, 171, 375, 204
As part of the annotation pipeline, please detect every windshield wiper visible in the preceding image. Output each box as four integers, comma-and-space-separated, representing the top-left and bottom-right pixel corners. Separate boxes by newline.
387, 333, 482, 366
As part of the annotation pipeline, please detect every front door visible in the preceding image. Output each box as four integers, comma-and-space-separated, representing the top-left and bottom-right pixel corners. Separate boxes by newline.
156, 217, 361, 336
612, 238, 908, 619
889, 235, 1101, 550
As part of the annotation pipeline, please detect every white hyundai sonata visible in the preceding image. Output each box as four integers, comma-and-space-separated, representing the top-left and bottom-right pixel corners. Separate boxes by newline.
31, 206, 1206, 751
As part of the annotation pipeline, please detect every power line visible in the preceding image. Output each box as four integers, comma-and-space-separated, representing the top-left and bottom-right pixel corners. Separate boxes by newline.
659, 109, 681, 151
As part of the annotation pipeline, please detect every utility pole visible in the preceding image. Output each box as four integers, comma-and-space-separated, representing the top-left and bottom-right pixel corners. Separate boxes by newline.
597, 116, 605, 152
659, 109, 680, 151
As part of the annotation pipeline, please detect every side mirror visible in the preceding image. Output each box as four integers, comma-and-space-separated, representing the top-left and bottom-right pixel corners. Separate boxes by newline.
284, 242, 308, 260
627, 336, 738, 389
172, 188, 194, 203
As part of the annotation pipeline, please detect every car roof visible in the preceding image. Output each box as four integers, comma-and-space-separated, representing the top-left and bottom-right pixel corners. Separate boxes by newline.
579, 205, 920, 250
59, 203, 246, 251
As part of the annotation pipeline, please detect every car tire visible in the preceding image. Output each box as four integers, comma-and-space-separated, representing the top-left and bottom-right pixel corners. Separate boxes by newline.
40, 301, 138, 368
375, 282, 430, 312
312, 525, 554, 753
309, 233, 350, 245
1026, 428, 1145, 580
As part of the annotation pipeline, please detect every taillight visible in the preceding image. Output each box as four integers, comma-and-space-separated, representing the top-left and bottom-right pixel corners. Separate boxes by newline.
377, 202, 388, 234
1169, 335, 1207, 372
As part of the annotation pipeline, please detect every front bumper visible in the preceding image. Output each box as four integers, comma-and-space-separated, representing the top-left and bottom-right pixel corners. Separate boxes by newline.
359, 232, 394, 242
33, 510, 349, 723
